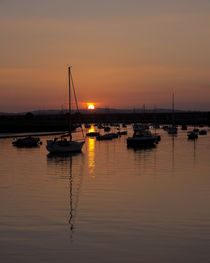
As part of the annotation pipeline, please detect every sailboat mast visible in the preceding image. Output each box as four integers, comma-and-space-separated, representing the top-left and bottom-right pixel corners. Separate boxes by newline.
68, 66, 72, 140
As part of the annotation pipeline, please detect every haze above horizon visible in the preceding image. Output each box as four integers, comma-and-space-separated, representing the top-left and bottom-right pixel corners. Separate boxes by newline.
0, 0, 210, 112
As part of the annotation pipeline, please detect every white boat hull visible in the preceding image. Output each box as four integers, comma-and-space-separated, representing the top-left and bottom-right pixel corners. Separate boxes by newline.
46, 140, 85, 153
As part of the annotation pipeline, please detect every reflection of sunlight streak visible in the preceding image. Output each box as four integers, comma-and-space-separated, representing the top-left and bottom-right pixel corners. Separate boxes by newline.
88, 126, 95, 133
88, 137, 95, 176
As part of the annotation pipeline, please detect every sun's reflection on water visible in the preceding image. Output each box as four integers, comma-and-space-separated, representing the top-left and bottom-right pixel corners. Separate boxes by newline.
88, 126, 96, 176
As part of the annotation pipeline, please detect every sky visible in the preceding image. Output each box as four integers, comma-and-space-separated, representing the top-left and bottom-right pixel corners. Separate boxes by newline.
0, 0, 210, 112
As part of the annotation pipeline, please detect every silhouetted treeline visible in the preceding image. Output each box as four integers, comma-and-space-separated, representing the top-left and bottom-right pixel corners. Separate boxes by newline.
79, 111, 210, 125
0, 111, 210, 133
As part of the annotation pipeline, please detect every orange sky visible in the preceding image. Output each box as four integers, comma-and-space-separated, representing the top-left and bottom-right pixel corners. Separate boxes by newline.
0, 0, 210, 112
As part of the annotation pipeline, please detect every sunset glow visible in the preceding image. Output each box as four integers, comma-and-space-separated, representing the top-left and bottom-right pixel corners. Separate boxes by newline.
87, 104, 95, 110
0, 1, 210, 112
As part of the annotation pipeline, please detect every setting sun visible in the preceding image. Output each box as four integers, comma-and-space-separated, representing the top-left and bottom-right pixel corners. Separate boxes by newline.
87, 103, 95, 110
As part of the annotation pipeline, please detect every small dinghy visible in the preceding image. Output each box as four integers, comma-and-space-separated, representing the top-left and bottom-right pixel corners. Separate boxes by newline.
12, 136, 41, 147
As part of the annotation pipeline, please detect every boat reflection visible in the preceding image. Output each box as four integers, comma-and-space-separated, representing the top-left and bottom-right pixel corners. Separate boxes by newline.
127, 144, 156, 152
47, 152, 84, 238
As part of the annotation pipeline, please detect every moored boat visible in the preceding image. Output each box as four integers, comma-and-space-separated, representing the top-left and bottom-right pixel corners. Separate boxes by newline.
86, 132, 100, 137
96, 134, 113, 141
46, 138, 84, 153
181, 124, 187, 130
104, 126, 111, 132
199, 129, 207, 135
127, 129, 158, 148
133, 124, 149, 132
168, 126, 177, 135
46, 67, 85, 154
193, 128, 199, 133
187, 131, 198, 140
12, 136, 41, 147
117, 131, 127, 136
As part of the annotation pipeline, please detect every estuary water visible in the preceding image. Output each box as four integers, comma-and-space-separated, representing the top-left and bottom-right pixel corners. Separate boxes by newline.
1, 126, 210, 263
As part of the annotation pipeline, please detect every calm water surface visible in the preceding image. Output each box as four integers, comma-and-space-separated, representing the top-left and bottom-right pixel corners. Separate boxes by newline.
1, 126, 210, 263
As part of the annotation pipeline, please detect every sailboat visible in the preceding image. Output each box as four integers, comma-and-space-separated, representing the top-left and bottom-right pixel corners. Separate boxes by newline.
168, 93, 177, 135
46, 67, 85, 153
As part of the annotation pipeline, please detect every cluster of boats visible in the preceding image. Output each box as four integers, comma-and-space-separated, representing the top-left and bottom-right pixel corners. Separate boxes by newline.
85, 122, 128, 141
11, 123, 209, 153
162, 125, 178, 135
162, 124, 208, 139
97, 131, 127, 141
86, 129, 127, 141
12, 123, 160, 151
187, 128, 207, 139
9, 67, 209, 153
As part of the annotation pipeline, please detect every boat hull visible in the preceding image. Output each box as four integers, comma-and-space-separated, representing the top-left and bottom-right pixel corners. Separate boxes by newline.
127, 137, 157, 147
12, 137, 40, 147
187, 132, 198, 140
46, 140, 85, 153
167, 127, 177, 135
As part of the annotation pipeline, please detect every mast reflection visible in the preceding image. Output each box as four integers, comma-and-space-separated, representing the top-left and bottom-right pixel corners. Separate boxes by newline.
171, 134, 175, 172
69, 155, 73, 234
47, 152, 84, 239
193, 139, 197, 168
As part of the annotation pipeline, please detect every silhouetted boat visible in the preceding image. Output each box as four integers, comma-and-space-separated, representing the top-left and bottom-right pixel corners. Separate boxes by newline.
162, 125, 169, 131
155, 134, 161, 142
109, 132, 119, 138
168, 126, 178, 134
97, 124, 104, 129
127, 129, 158, 147
181, 124, 187, 130
97, 134, 113, 140
86, 132, 100, 137
104, 126, 111, 132
187, 131, 198, 140
12, 136, 41, 147
133, 124, 149, 132
117, 131, 127, 136
199, 129, 207, 135
193, 128, 199, 133
46, 67, 85, 153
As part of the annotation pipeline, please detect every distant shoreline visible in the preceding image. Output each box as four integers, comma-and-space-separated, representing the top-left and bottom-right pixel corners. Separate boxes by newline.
0, 131, 67, 139
0, 112, 209, 134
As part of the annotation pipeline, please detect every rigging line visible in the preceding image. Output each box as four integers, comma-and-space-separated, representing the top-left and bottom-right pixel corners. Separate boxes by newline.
71, 73, 86, 141
64, 68, 68, 114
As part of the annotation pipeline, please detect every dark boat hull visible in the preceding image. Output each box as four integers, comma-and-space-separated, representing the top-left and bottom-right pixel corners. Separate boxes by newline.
12, 137, 40, 147
127, 137, 157, 147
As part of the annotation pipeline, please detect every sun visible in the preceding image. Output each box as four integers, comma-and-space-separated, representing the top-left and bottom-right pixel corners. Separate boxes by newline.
87, 103, 95, 110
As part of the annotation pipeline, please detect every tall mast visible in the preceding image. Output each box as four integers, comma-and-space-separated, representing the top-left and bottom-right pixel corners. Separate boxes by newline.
68, 66, 72, 140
